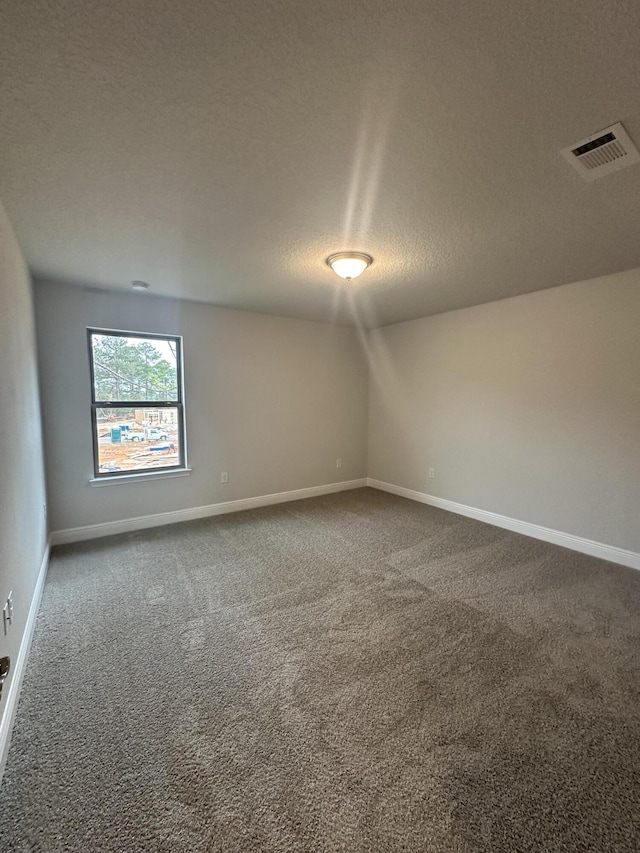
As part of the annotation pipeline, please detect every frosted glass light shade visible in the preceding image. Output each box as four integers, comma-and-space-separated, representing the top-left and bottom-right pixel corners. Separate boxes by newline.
326, 252, 373, 280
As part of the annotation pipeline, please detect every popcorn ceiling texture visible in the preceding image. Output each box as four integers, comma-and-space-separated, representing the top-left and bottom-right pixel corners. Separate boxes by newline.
2, 1, 640, 325
1, 489, 639, 851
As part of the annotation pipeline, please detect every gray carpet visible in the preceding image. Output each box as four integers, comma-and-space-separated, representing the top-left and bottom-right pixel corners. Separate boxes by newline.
1, 488, 639, 852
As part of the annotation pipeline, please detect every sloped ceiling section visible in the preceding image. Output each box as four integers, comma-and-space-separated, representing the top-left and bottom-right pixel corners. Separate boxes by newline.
1, 0, 640, 326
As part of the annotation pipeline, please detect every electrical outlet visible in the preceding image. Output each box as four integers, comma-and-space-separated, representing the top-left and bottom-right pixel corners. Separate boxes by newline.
428, 468, 435, 479
220, 471, 229, 484
2, 595, 12, 635
336, 458, 342, 469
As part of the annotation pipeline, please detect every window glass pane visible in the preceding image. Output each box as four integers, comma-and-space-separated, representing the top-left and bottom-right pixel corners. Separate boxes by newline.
91, 333, 178, 402
95, 407, 181, 474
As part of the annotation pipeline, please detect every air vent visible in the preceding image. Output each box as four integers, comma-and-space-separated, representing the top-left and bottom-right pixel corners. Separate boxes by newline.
561, 122, 640, 181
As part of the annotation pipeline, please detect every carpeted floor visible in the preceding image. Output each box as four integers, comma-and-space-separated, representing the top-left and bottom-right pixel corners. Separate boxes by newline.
1, 487, 639, 851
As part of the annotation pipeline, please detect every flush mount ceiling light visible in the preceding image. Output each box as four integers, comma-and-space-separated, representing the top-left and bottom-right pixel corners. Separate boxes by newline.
326, 252, 373, 281
131, 280, 150, 291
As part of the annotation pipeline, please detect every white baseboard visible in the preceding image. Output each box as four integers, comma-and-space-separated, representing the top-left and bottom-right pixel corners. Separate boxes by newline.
0, 538, 51, 782
51, 479, 368, 546
367, 479, 640, 571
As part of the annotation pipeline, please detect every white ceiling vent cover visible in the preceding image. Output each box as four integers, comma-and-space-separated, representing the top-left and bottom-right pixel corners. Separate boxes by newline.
561, 122, 640, 181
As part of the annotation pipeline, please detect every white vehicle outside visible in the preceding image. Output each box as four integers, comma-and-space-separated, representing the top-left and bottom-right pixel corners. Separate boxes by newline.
144, 427, 169, 441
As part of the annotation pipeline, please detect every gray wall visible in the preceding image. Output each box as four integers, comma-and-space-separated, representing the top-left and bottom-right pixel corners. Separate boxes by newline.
368, 269, 640, 553
34, 281, 369, 532
0, 203, 48, 718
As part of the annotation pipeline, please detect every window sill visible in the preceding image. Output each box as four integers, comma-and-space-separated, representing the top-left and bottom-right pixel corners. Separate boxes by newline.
89, 468, 192, 487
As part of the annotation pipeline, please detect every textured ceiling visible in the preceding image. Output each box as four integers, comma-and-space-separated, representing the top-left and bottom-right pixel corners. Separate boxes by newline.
2, 0, 640, 327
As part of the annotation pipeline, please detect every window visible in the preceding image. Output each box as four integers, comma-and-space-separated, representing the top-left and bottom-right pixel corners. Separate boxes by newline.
88, 329, 186, 478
